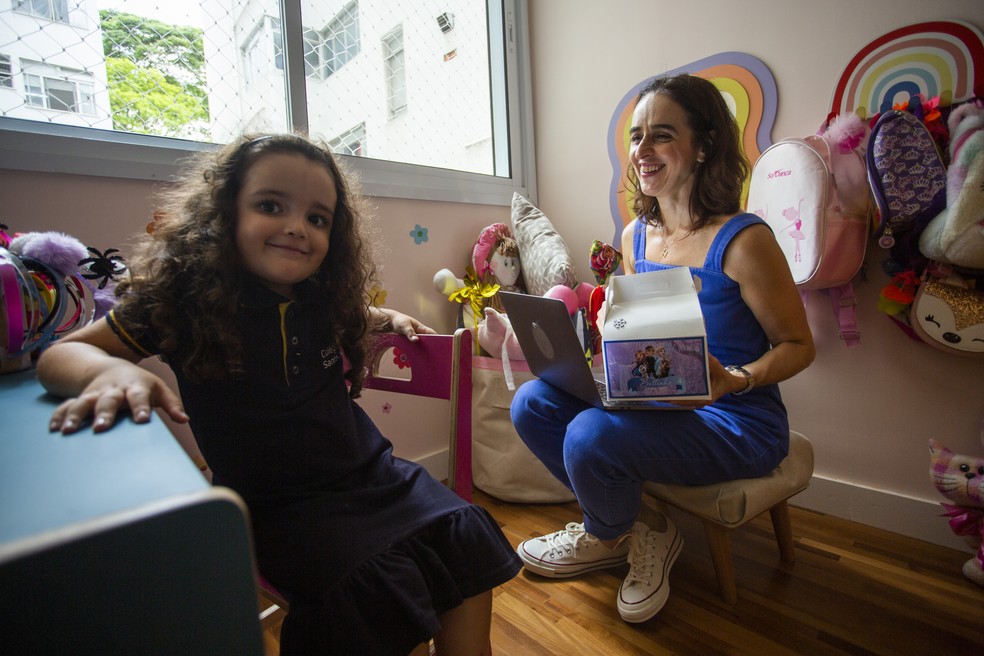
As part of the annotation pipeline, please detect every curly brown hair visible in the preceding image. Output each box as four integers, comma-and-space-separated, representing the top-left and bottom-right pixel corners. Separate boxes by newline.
115, 133, 377, 396
626, 74, 749, 230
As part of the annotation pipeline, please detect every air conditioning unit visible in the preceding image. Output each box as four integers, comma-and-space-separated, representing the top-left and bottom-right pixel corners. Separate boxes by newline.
437, 12, 454, 34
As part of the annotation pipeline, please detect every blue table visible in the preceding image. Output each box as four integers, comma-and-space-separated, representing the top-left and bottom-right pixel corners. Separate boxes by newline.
0, 369, 263, 654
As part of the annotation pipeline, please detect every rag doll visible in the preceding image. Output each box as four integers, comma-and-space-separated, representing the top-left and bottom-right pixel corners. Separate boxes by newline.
471, 222, 525, 294
929, 437, 984, 587
433, 222, 525, 336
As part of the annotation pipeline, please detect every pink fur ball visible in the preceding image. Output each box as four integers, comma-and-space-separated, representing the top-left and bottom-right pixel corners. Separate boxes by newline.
574, 282, 594, 309
544, 284, 579, 314
823, 113, 866, 153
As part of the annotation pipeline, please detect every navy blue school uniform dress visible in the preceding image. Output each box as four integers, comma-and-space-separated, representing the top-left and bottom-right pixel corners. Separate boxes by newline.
108, 279, 520, 655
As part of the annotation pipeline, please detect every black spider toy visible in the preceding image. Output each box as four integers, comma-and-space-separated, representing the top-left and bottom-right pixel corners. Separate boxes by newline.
79, 247, 127, 289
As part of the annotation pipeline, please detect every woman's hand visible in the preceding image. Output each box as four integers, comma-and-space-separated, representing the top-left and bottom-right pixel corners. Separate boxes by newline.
659, 354, 741, 409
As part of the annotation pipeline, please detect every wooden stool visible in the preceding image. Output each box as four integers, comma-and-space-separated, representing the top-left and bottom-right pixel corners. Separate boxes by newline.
642, 430, 814, 603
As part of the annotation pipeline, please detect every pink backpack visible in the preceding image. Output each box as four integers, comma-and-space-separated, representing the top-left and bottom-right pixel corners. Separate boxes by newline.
746, 134, 871, 347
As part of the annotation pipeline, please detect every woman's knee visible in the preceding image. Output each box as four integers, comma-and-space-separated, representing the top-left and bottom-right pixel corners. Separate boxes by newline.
562, 414, 613, 469
510, 379, 569, 436
509, 379, 539, 422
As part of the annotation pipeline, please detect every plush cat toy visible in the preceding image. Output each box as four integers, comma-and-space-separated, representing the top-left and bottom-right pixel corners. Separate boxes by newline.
929, 437, 984, 587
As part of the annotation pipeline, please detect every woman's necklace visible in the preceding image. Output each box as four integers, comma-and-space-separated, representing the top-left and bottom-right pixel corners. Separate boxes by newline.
656, 223, 690, 260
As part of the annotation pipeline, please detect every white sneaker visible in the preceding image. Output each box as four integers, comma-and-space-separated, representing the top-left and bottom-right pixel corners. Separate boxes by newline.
517, 522, 630, 578
617, 519, 683, 623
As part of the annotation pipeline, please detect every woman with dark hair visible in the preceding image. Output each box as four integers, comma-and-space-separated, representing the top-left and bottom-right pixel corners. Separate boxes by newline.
511, 74, 815, 623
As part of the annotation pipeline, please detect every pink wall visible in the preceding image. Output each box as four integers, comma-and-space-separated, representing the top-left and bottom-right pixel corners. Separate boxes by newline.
527, 0, 984, 548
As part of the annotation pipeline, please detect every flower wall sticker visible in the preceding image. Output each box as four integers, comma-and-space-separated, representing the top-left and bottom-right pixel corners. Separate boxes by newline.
382, 402, 392, 414
410, 224, 429, 244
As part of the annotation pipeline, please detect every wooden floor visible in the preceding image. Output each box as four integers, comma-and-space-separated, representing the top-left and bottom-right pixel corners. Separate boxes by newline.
260, 488, 984, 655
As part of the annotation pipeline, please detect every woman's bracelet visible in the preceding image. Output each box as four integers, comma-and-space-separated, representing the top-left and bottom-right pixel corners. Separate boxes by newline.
725, 365, 755, 395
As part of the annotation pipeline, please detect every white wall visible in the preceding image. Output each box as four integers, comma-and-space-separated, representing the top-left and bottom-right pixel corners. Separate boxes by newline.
526, 0, 984, 550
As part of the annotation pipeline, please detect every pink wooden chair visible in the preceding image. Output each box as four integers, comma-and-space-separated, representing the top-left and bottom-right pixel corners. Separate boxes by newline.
361, 328, 474, 500
260, 328, 476, 643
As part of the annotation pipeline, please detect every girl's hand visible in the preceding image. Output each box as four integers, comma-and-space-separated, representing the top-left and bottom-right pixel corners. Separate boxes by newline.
371, 307, 437, 341
388, 310, 437, 342
49, 362, 189, 434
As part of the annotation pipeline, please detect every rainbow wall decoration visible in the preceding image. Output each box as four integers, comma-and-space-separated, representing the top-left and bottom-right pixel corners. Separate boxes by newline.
830, 20, 984, 119
607, 53, 777, 246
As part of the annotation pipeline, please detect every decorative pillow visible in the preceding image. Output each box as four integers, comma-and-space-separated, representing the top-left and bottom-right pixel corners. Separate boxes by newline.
510, 193, 579, 296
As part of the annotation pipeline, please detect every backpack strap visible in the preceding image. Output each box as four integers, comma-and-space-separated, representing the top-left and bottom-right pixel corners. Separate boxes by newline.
827, 282, 861, 348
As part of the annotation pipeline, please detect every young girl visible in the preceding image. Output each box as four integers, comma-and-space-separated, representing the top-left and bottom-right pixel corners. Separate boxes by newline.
37, 133, 521, 655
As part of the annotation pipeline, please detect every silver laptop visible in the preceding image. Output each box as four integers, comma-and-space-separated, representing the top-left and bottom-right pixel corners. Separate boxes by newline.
498, 291, 682, 411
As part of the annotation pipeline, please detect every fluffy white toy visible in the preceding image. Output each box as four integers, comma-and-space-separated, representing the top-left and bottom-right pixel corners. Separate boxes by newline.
919, 100, 984, 268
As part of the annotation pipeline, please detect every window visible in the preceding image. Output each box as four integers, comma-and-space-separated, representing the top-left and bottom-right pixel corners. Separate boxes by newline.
0, 56, 12, 89
242, 16, 284, 85
14, 0, 68, 23
383, 27, 405, 117
303, 28, 323, 78
23, 64, 97, 115
329, 122, 365, 157
0, 0, 536, 207
322, 2, 360, 78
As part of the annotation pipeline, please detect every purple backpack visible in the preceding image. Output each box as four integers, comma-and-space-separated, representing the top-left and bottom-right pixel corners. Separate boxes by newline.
866, 110, 947, 259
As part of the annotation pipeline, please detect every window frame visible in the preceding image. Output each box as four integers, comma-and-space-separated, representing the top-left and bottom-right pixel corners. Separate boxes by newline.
0, 55, 13, 89
382, 26, 406, 118
14, 0, 69, 23
0, 0, 536, 207
321, 1, 359, 79
22, 63, 98, 115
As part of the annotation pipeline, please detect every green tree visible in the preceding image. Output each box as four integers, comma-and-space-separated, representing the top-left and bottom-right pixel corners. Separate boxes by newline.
100, 10, 209, 139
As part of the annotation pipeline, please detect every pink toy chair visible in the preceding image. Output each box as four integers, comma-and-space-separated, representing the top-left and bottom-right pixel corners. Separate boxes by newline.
361, 328, 473, 501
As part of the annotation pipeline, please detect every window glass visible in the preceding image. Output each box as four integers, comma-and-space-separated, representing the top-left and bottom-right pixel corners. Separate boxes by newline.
15, 0, 69, 23
383, 27, 406, 118
0, 0, 534, 205
0, 55, 13, 89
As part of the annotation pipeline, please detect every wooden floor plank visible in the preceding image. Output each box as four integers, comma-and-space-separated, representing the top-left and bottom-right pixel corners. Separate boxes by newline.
261, 489, 984, 655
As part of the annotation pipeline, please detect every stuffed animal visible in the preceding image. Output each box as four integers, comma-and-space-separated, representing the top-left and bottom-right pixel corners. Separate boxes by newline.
586, 240, 623, 355
9, 231, 125, 327
471, 222, 525, 294
434, 222, 525, 334
910, 273, 984, 358
2, 231, 127, 373
929, 437, 984, 587
477, 283, 592, 362
919, 99, 984, 269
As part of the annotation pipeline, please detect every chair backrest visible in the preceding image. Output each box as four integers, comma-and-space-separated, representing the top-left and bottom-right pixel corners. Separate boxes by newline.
362, 328, 473, 501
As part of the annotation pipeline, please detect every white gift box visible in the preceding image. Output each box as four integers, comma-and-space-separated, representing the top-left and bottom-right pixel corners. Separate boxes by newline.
601, 267, 711, 401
